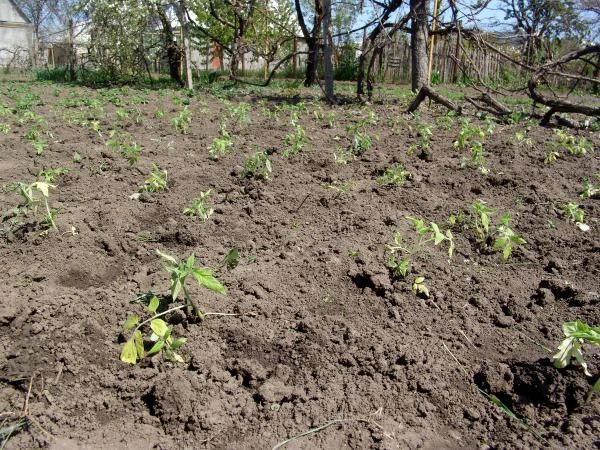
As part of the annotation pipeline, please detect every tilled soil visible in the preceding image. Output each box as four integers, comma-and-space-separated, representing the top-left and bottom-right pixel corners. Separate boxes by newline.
0, 81, 599, 449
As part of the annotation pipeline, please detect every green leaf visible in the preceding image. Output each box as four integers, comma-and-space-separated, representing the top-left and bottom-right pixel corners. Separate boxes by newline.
123, 315, 139, 332
133, 330, 144, 359
171, 277, 183, 301
150, 319, 169, 338
430, 223, 445, 245
185, 253, 196, 270
147, 340, 165, 356
222, 247, 239, 270
481, 214, 489, 233
192, 268, 226, 294
170, 337, 187, 350
148, 296, 160, 313
502, 244, 512, 261
120, 339, 138, 364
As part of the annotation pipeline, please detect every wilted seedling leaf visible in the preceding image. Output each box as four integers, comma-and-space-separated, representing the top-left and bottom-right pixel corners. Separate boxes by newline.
121, 339, 138, 365
150, 319, 169, 338
123, 315, 139, 332
412, 276, 430, 298
148, 296, 160, 313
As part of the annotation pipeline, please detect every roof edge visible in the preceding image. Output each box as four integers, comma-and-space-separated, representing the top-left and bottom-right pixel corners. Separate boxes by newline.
6, 0, 32, 25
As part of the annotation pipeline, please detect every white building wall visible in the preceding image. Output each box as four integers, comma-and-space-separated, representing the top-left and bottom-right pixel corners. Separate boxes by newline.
0, 0, 33, 67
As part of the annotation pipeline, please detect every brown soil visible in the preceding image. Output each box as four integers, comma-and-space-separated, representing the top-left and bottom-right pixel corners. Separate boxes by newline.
0, 81, 599, 449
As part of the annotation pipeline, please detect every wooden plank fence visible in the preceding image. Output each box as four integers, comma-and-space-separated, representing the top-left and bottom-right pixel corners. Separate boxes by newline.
379, 34, 511, 84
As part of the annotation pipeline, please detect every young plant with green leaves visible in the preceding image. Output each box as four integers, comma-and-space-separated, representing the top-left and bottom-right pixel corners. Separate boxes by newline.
37, 167, 69, 184
376, 163, 410, 186
283, 123, 309, 157
209, 123, 233, 160
553, 320, 600, 400
385, 217, 455, 278
407, 122, 432, 155
561, 202, 589, 231
120, 251, 226, 365
580, 175, 599, 199
515, 129, 533, 147
17, 181, 57, 230
140, 164, 168, 192
553, 129, 592, 156
492, 213, 527, 261
183, 190, 214, 221
171, 106, 192, 134
241, 151, 272, 179
412, 276, 430, 298
227, 101, 251, 127
471, 201, 526, 259
472, 200, 495, 244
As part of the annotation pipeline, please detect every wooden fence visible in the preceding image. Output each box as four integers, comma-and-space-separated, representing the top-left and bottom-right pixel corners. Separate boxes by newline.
376, 34, 514, 84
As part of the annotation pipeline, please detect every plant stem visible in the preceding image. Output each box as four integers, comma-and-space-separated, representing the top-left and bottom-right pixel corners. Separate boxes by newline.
183, 286, 204, 319
133, 304, 186, 334
43, 198, 57, 230
204, 312, 240, 317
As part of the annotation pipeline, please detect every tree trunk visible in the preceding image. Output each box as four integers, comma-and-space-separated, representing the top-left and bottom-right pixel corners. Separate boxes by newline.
176, 1, 193, 89
322, 0, 334, 101
410, 0, 429, 91
156, 4, 183, 86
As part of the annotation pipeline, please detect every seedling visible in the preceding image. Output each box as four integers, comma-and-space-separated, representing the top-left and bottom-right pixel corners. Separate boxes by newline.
120, 297, 188, 365
171, 106, 192, 134
154, 108, 165, 118
348, 249, 360, 259
31, 140, 48, 156
412, 276, 430, 298
120, 251, 226, 364
492, 213, 527, 261
283, 123, 309, 157
352, 130, 373, 155
17, 181, 57, 230
37, 167, 69, 184
376, 164, 410, 186
580, 175, 599, 199
544, 147, 560, 164
183, 190, 214, 221
157, 250, 225, 319
121, 142, 141, 165
386, 217, 454, 278
116, 108, 129, 122
455, 118, 488, 172
471, 201, 526, 259
561, 202, 589, 231
241, 151, 272, 179
209, 123, 233, 160
408, 122, 432, 155
515, 129, 532, 147
553, 129, 592, 156
471, 200, 495, 244
333, 145, 354, 164
553, 320, 600, 400
140, 164, 168, 192
0, 123, 10, 134
73, 152, 82, 163
324, 180, 353, 195
221, 247, 240, 270
454, 118, 484, 151
228, 101, 251, 127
